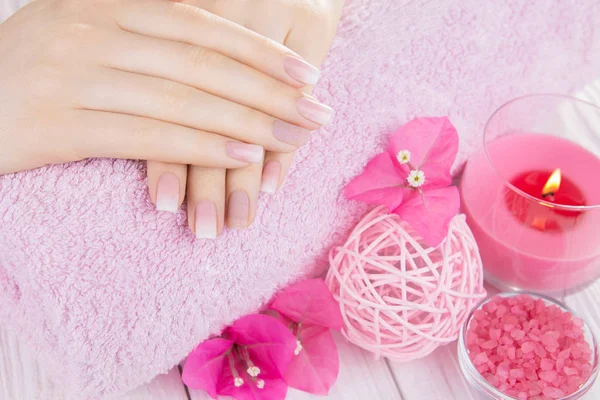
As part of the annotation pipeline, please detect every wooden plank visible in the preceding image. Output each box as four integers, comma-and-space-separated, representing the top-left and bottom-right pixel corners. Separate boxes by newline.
188, 332, 402, 400
0, 326, 188, 400
388, 343, 478, 400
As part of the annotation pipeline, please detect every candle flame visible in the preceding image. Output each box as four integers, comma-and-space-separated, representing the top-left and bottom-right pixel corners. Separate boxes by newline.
542, 169, 561, 197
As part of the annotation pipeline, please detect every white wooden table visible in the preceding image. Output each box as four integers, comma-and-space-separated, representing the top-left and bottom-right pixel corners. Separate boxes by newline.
2, 83, 600, 400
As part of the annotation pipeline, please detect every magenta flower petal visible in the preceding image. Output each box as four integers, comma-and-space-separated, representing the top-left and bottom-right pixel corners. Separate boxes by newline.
270, 279, 343, 330
181, 338, 234, 398
387, 117, 458, 187
284, 325, 339, 395
225, 314, 296, 379
394, 186, 460, 247
344, 152, 405, 211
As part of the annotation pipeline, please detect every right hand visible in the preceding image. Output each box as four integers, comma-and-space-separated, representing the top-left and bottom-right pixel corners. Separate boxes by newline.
0, 0, 328, 176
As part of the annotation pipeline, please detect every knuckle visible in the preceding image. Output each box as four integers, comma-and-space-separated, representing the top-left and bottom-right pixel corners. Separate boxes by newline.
183, 45, 220, 71
160, 80, 194, 114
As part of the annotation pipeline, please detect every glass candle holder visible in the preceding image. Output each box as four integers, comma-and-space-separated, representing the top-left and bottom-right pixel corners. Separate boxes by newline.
460, 94, 600, 294
457, 292, 599, 400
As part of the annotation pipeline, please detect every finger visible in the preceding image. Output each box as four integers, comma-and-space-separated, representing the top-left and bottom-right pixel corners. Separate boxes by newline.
102, 32, 332, 130
226, 162, 263, 229
79, 67, 312, 152
116, 0, 321, 88
71, 110, 264, 167
261, 16, 340, 192
147, 161, 187, 212
260, 152, 294, 194
187, 167, 225, 239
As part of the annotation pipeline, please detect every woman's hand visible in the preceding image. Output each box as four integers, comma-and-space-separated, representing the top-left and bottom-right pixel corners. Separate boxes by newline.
150, 0, 344, 238
0, 0, 328, 176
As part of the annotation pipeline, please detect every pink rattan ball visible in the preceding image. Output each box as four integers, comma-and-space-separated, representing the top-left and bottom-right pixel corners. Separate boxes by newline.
326, 206, 487, 362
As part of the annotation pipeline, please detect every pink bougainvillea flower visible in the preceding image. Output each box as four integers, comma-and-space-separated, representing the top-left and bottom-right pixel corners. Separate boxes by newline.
182, 314, 296, 400
344, 117, 460, 247
270, 279, 343, 330
270, 279, 343, 395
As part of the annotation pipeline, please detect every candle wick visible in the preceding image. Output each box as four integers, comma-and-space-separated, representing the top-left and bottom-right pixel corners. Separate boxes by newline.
542, 192, 555, 198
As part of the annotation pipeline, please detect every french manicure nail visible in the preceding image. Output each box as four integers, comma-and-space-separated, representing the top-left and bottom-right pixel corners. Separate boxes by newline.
273, 120, 311, 147
195, 200, 217, 239
156, 172, 179, 213
296, 97, 334, 126
261, 161, 281, 194
284, 55, 321, 85
227, 190, 249, 229
226, 142, 264, 163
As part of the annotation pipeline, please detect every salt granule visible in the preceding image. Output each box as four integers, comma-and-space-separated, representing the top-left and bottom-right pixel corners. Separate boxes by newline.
467, 294, 593, 399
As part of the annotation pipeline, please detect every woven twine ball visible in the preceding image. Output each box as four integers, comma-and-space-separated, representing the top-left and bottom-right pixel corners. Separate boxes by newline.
325, 206, 487, 362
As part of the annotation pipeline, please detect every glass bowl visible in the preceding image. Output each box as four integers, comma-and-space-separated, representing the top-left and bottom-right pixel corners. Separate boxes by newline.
457, 292, 599, 399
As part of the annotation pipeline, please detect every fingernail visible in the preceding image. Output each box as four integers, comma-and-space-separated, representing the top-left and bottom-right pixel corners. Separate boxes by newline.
195, 200, 217, 239
261, 161, 281, 194
273, 120, 311, 147
226, 142, 264, 163
284, 55, 321, 85
156, 172, 179, 213
296, 97, 334, 126
227, 190, 249, 229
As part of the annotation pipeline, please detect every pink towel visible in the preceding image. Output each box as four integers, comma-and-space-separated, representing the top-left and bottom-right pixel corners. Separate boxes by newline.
1, 1, 599, 398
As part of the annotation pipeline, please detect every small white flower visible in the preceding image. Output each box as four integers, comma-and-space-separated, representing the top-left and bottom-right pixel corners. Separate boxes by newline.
234, 377, 244, 387
256, 379, 265, 389
247, 366, 261, 377
407, 170, 425, 187
396, 150, 411, 164
294, 340, 303, 356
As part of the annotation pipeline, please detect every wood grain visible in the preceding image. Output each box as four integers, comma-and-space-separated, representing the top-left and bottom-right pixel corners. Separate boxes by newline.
0, 326, 189, 400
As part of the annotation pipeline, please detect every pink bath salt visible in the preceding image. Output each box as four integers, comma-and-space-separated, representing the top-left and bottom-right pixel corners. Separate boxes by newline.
534, 344, 547, 359
556, 357, 565, 372
521, 341, 536, 353
564, 366, 578, 376
525, 381, 543, 395
507, 346, 517, 361
542, 386, 566, 399
496, 304, 508, 318
540, 358, 554, 371
522, 352, 535, 361
483, 373, 500, 387
557, 348, 571, 360
473, 351, 488, 366
473, 309, 487, 320
481, 339, 498, 350
510, 329, 526, 341
573, 317, 584, 328
489, 328, 502, 341
541, 331, 560, 347
539, 370, 558, 382
511, 305, 527, 316
497, 362, 510, 381
510, 368, 525, 379
485, 301, 498, 314
476, 363, 490, 374
528, 332, 541, 342
467, 295, 594, 399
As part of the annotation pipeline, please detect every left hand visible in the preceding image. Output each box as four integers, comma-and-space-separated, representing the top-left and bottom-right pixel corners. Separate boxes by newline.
148, 0, 344, 238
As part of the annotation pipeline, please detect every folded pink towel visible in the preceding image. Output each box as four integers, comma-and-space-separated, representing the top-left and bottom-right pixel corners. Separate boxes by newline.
1, 1, 599, 398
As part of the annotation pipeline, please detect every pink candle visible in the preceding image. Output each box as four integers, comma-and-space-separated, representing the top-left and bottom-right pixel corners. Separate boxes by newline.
461, 133, 600, 293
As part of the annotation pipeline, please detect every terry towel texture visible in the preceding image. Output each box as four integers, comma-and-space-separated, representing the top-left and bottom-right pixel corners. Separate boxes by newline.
1, 0, 600, 398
